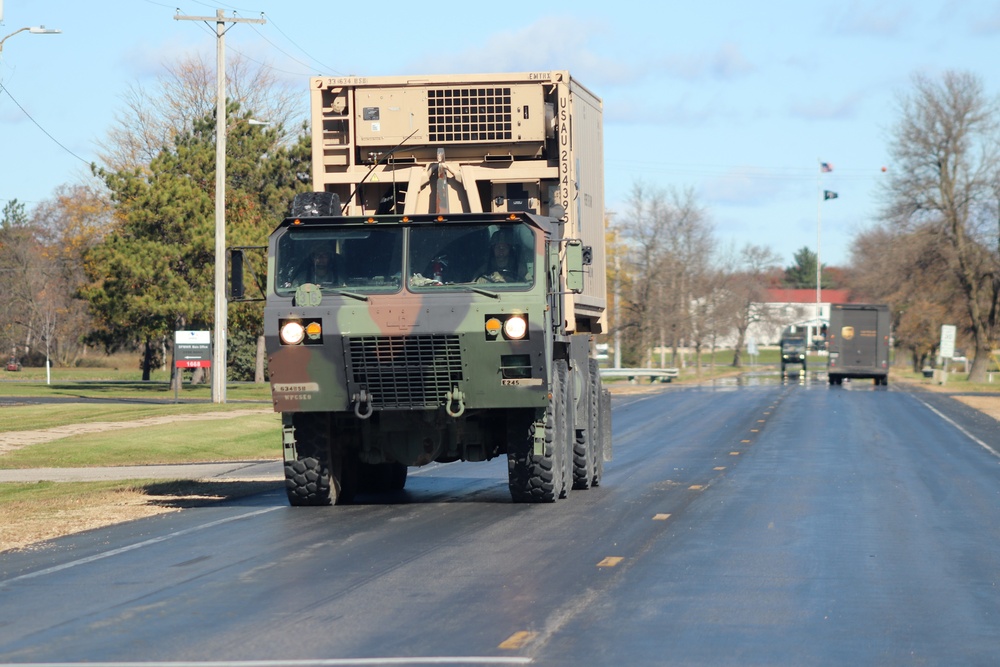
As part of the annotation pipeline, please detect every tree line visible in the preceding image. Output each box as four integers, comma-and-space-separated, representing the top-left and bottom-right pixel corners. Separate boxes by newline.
1, 62, 997, 381
849, 71, 1000, 381
1, 54, 311, 381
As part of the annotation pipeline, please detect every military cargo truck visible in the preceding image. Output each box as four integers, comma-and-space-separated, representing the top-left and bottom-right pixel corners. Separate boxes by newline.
827, 304, 890, 386
250, 72, 610, 505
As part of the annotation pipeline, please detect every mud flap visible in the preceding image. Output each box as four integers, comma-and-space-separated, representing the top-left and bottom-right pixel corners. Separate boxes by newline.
282, 417, 297, 462
533, 418, 546, 456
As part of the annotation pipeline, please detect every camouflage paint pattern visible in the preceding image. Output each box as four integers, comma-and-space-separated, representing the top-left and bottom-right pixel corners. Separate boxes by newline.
263, 212, 567, 466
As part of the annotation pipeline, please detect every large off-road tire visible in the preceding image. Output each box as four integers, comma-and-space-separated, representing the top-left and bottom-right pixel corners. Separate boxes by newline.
284, 413, 356, 506
555, 360, 573, 499
289, 192, 341, 217
572, 361, 597, 490
507, 361, 570, 503
589, 358, 604, 487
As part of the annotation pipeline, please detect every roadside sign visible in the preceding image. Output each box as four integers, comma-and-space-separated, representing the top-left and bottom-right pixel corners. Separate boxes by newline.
940, 325, 956, 360
175, 330, 212, 368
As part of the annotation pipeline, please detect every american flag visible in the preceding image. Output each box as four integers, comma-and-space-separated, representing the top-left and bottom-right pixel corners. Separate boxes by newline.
820, 162, 833, 173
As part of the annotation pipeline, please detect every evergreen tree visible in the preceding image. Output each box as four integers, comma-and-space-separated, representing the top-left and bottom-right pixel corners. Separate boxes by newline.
81, 106, 310, 379
783, 246, 833, 289
1, 199, 29, 229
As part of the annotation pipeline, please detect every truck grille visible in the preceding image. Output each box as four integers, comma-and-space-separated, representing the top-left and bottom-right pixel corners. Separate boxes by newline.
427, 87, 513, 142
347, 335, 464, 409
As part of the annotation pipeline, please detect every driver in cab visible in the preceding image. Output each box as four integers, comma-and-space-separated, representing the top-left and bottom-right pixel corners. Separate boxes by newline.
475, 229, 528, 283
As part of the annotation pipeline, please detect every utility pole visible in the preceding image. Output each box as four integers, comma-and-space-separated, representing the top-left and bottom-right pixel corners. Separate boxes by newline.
175, 9, 264, 403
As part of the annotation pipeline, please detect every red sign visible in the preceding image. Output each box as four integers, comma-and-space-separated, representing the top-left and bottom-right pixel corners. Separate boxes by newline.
175, 359, 211, 368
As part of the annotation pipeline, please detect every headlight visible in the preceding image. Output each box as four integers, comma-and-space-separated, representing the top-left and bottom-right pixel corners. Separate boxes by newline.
503, 315, 527, 340
280, 321, 305, 345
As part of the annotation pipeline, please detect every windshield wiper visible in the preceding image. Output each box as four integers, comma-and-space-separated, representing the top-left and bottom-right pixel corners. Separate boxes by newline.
329, 289, 370, 302
462, 285, 501, 299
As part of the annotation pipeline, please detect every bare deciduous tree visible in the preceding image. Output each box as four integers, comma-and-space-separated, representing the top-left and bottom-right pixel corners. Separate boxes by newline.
882, 70, 1000, 381
849, 222, 963, 371
617, 183, 713, 367
99, 52, 305, 172
725, 243, 781, 368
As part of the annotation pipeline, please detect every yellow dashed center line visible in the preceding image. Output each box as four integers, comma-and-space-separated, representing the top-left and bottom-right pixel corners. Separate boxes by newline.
653, 513, 672, 521
689, 484, 704, 490
714, 466, 726, 470
499, 631, 537, 649
729, 451, 740, 456
741, 439, 751, 443
597, 556, 624, 567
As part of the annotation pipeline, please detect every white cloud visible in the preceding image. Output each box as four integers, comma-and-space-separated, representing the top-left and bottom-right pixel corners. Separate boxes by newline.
789, 92, 864, 120
832, 2, 912, 36
406, 17, 628, 88
659, 41, 755, 81
700, 167, 790, 207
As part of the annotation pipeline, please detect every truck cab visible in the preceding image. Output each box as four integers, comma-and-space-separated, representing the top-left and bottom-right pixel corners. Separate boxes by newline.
779, 334, 807, 376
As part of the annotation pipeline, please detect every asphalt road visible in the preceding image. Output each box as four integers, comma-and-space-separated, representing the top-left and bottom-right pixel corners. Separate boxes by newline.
2, 377, 1000, 666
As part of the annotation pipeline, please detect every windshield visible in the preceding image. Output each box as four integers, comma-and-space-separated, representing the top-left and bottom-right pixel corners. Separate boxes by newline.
783, 340, 806, 352
407, 223, 535, 291
275, 227, 403, 296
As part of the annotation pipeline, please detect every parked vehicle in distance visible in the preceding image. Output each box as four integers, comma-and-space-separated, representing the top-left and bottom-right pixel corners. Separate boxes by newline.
5, 357, 21, 372
827, 304, 890, 386
779, 330, 807, 376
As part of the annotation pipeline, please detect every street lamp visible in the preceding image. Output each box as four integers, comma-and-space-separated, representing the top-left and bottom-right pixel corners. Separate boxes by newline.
0, 26, 61, 53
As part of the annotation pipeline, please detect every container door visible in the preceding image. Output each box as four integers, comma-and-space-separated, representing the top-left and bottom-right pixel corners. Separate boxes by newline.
842, 309, 879, 371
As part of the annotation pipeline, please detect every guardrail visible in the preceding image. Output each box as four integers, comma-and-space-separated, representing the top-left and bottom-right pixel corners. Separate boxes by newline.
599, 368, 679, 384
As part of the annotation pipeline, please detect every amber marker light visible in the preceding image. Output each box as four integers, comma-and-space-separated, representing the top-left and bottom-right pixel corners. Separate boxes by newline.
485, 317, 502, 337
280, 321, 305, 345
305, 322, 322, 340
503, 315, 527, 339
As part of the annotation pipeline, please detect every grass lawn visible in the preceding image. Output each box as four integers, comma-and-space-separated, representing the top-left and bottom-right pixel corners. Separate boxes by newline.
0, 371, 282, 550
0, 410, 280, 469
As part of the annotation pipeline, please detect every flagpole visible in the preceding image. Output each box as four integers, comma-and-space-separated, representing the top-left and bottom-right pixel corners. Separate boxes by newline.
817, 160, 822, 317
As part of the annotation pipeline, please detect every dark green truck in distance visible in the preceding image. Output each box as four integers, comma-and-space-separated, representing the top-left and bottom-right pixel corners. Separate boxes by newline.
250, 72, 610, 505
779, 330, 807, 375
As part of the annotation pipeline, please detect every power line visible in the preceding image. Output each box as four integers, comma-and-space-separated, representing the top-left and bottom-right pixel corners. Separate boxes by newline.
254, 12, 342, 75
0, 83, 91, 166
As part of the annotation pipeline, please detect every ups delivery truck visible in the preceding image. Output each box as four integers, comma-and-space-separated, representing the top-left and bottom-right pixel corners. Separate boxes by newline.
827, 304, 890, 386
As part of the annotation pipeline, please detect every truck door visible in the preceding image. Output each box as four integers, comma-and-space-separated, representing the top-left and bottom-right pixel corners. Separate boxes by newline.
843, 309, 879, 370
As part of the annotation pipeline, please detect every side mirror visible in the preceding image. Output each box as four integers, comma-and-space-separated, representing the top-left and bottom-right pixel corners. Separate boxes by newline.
230, 249, 245, 300
566, 240, 584, 294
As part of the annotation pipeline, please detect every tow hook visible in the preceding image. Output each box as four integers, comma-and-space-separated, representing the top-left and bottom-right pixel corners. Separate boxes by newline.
445, 386, 466, 418
353, 389, 373, 419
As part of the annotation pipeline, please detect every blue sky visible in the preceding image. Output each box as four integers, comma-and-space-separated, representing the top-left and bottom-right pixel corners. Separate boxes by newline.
1, 0, 998, 268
